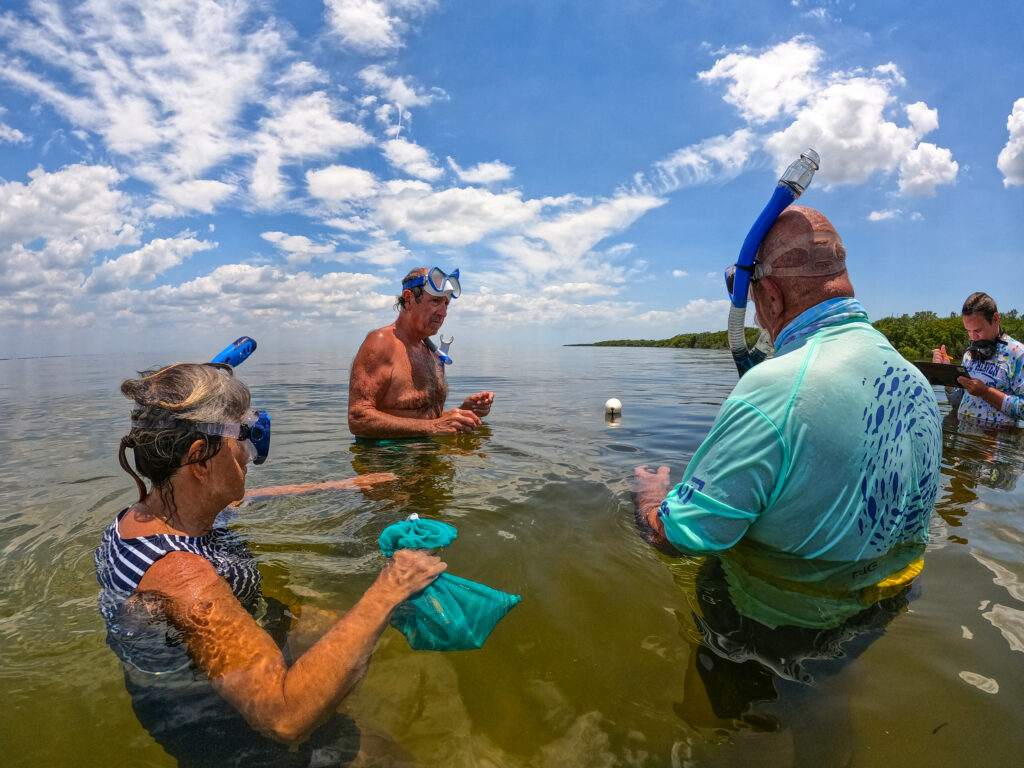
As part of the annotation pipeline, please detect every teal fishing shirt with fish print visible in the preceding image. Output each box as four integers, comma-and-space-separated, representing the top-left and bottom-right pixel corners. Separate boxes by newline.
659, 297, 942, 577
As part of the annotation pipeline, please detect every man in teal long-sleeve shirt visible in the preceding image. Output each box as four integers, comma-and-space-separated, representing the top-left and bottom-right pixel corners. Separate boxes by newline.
634, 206, 942, 628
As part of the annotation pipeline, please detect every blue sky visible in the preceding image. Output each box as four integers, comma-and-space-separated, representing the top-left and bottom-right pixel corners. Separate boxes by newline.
1, 0, 1021, 358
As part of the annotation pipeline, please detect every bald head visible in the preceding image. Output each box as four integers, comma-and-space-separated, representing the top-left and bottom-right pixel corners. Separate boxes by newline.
750, 205, 854, 339
757, 205, 847, 279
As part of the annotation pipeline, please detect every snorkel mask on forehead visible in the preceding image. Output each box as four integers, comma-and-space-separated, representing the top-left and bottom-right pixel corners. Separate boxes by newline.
130, 409, 271, 464
193, 410, 271, 465
403, 267, 461, 299
167, 410, 271, 465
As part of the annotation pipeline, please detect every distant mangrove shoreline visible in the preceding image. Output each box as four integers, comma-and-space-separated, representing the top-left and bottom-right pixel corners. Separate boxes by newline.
572, 309, 1023, 361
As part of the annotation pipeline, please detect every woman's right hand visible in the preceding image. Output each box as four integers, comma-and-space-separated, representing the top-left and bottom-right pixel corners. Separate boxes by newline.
375, 549, 446, 603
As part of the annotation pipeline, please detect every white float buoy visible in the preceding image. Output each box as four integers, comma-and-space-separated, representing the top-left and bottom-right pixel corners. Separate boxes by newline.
604, 398, 622, 415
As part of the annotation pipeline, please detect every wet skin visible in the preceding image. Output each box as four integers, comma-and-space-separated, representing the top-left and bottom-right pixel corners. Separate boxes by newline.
348, 289, 493, 438
122, 437, 446, 745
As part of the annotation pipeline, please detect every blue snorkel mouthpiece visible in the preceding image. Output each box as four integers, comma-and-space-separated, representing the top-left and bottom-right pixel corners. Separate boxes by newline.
211, 336, 257, 367
727, 149, 819, 377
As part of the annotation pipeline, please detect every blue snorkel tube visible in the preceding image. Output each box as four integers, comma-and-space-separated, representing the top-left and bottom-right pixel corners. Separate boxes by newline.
211, 336, 257, 367
727, 149, 820, 377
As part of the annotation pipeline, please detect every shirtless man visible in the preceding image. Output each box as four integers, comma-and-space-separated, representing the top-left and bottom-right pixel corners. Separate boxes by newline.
347, 267, 495, 438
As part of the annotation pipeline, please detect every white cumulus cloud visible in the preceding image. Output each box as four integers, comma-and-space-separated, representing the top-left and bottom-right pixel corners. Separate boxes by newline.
632, 130, 756, 194
261, 231, 336, 265
275, 62, 329, 90
306, 165, 379, 202
382, 138, 443, 180
491, 194, 666, 284
997, 97, 1024, 187
540, 282, 618, 297
0, 164, 140, 325
251, 92, 374, 206
374, 186, 542, 246
0, 107, 26, 143
101, 263, 392, 324
160, 179, 238, 214
702, 38, 958, 197
0, 164, 139, 292
324, 0, 438, 54
84, 233, 215, 292
525, 195, 666, 267
699, 38, 822, 124
342, 238, 411, 267
898, 142, 958, 196
447, 158, 514, 184
868, 209, 900, 221
0, 0, 288, 198
358, 65, 447, 109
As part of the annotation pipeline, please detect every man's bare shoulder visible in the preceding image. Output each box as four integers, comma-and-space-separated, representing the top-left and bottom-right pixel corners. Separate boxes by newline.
355, 324, 401, 362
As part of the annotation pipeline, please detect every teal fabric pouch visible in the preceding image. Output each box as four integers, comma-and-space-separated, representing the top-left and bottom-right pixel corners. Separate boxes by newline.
378, 517, 521, 651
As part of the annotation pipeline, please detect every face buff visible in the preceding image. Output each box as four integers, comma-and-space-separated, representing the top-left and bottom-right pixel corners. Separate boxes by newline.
967, 336, 1004, 362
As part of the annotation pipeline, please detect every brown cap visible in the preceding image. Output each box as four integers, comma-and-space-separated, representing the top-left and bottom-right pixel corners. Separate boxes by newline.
756, 205, 846, 278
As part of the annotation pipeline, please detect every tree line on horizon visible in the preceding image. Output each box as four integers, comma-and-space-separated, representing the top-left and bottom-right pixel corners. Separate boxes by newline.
588, 309, 1023, 362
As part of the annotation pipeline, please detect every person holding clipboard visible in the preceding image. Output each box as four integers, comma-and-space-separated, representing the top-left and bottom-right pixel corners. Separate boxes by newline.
931, 292, 1024, 427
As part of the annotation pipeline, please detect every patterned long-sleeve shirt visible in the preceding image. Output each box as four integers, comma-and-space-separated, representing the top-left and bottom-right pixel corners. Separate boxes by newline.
946, 333, 1024, 427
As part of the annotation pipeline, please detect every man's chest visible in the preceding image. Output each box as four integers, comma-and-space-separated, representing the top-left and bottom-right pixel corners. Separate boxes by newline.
384, 346, 447, 408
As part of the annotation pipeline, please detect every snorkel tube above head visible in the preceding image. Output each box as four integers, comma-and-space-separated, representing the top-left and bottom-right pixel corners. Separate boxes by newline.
726, 149, 820, 377
211, 336, 257, 367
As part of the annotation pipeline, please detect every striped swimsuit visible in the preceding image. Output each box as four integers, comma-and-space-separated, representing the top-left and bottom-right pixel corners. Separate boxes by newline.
95, 507, 263, 621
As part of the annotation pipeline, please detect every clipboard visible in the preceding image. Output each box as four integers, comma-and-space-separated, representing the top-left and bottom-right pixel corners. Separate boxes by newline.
913, 361, 970, 388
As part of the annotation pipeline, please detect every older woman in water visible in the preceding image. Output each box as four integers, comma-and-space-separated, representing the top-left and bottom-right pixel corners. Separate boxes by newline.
95, 362, 444, 754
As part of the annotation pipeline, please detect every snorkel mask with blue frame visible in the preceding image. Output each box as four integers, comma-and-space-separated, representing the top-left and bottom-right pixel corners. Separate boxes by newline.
133, 409, 272, 465
403, 267, 461, 299
191, 410, 271, 465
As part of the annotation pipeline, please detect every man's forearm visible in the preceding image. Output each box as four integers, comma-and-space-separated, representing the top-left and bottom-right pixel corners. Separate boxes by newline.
349, 409, 436, 438
980, 386, 1006, 412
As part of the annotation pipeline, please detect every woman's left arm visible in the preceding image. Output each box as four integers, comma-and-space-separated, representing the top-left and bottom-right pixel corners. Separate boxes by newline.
140, 548, 443, 745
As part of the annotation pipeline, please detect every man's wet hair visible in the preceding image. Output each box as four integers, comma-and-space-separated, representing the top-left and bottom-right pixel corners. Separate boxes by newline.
962, 292, 998, 322
395, 267, 427, 310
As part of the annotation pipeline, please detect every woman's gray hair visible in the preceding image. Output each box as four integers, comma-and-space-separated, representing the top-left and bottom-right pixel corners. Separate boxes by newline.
118, 363, 251, 507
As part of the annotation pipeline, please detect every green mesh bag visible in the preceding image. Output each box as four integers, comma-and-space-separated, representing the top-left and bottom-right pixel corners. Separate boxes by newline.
378, 517, 522, 651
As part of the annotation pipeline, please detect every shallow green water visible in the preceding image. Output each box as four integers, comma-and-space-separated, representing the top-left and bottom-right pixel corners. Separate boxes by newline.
1, 346, 1022, 766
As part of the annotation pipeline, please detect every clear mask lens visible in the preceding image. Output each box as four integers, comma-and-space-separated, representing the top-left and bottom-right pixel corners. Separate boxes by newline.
240, 439, 258, 464
243, 410, 271, 465
424, 267, 461, 298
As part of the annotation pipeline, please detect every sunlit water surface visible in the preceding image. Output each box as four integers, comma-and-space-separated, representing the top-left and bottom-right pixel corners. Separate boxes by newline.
1, 346, 1022, 767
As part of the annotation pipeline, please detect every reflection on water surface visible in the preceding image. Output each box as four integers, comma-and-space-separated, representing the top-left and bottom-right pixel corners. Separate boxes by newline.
1, 347, 1022, 766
